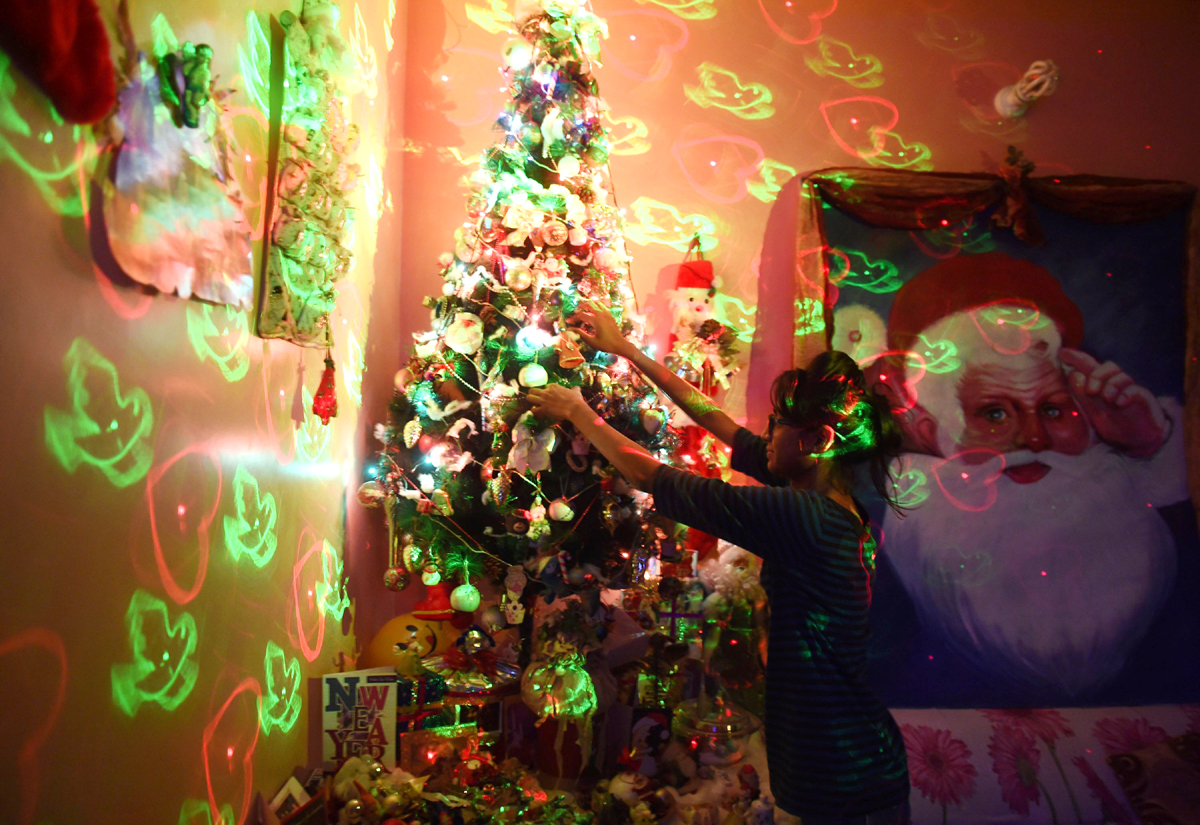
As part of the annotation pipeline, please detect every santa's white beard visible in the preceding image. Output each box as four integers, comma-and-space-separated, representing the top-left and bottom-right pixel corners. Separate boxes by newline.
882, 446, 1178, 699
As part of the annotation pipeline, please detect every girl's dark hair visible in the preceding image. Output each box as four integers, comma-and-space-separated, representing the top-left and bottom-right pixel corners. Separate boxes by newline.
770, 351, 906, 516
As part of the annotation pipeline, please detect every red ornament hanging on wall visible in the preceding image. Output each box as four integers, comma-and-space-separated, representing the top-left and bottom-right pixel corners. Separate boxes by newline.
312, 354, 338, 425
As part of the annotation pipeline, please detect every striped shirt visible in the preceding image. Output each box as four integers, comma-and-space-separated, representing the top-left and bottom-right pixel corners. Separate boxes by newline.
650, 427, 910, 818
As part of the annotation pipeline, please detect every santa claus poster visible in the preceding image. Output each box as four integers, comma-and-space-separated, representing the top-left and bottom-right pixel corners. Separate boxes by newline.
818, 184, 1200, 708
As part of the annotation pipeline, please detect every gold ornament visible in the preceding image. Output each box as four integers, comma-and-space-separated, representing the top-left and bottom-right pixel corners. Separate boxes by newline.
489, 468, 512, 505
403, 418, 422, 448
543, 219, 569, 246
506, 263, 533, 291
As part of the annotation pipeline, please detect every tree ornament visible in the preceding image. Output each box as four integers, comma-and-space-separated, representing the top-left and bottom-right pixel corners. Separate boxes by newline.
488, 467, 512, 505
393, 367, 413, 391
549, 497, 575, 521
506, 262, 534, 291
593, 247, 621, 273
383, 567, 409, 591
508, 414, 557, 472
403, 418, 422, 448
444, 312, 485, 354
357, 479, 386, 507
568, 225, 589, 247
641, 408, 666, 435
518, 362, 549, 387
557, 155, 581, 180
556, 333, 585, 369
312, 355, 338, 425
528, 497, 551, 540
450, 583, 482, 612
543, 219, 569, 246
600, 495, 620, 533
502, 38, 534, 70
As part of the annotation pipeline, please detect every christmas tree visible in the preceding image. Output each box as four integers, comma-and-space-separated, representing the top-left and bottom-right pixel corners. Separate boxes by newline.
363, 0, 676, 615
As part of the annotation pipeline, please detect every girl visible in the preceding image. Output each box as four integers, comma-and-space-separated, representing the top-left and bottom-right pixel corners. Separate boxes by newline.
529, 304, 911, 824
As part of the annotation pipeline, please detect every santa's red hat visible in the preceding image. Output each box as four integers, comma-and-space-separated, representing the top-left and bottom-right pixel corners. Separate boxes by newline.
661, 259, 720, 292
887, 252, 1084, 354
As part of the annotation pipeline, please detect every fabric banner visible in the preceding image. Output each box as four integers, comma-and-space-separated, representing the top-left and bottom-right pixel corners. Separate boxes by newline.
749, 168, 1200, 707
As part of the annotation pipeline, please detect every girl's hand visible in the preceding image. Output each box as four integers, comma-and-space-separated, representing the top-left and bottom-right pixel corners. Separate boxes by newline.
528, 384, 589, 422
568, 301, 633, 356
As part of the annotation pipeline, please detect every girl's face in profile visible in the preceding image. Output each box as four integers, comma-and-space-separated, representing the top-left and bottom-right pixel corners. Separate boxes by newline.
765, 414, 819, 478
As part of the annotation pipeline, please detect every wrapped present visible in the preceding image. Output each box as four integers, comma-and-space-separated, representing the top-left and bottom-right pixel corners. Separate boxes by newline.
657, 598, 704, 643
395, 671, 451, 733
396, 722, 478, 774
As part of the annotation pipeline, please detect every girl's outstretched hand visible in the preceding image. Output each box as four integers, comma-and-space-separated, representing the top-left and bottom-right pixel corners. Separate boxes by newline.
569, 301, 632, 356
528, 383, 588, 422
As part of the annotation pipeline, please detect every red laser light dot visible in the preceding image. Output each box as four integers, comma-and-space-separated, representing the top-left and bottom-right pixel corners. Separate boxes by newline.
1041, 571, 1047, 576
177, 504, 187, 517
130, 203, 140, 215
1146, 145, 1151, 149
960, 472, 969, 479
928, 655, 934, 660
1097, 49, 1103, 54
850, 117, 858, 125
709, 160, 717, 166
427, 750, 436, 760
441, 75, 448, 82
940, 219, 949, 226
1148, 503, 1153, 507
227, 747, 234, 758
1053, 178, 1061, 183
629, 35, 637, 41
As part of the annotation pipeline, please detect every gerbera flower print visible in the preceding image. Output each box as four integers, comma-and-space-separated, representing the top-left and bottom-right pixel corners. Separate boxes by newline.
901, 724, 978, 809
989, 723, 1043, 817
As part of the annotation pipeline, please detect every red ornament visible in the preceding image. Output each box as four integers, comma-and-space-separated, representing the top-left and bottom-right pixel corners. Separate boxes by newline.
312, 355, 338, 425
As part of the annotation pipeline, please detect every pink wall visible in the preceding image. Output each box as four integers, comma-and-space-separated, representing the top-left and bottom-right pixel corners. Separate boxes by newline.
389, 0, 1200, 405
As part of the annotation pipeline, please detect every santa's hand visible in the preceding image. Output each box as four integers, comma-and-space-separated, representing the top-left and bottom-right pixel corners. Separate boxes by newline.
567, 301, 633, 357
1059, 348, 1168, 457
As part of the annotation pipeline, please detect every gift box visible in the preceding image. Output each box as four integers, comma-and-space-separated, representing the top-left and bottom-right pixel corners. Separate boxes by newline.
395, 672, 452, 733
656, 598, 703, 643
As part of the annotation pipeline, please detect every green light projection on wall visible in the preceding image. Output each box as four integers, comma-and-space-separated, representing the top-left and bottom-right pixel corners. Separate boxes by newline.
111, 589, 199, 716
259, 641, 302, 735
623, 197, 718, 253
684, 63, 775, 120
44, 337, 155, 488
915, 334, 960, 374
804, 37, 884, 88
0, 53, 90, 217
295, 386, 333, 462
317, 540, 351, 621
863, 132, 933, 170
892, 465, 931, 508
634, 0, 718, 20
832, 249, 904, 293
465, 0, 513, 33
746, 158, 797, 203
795, 298, 827, 336
187, 303, 251, 382
605, 115, 651, 156
178, 798, 235, 825
223, 465, 278, 568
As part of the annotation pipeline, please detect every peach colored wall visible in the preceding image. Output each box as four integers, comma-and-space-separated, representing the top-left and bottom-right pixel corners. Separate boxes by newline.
0, 1, 399, 821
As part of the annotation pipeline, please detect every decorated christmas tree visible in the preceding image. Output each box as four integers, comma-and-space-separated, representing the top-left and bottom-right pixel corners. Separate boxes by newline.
362, 0, 677, 616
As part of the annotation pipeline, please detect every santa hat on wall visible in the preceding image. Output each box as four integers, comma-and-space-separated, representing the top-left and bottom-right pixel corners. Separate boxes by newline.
887, 252, 1084, 354
669, 258, 722, 293
0, 0, 116, 124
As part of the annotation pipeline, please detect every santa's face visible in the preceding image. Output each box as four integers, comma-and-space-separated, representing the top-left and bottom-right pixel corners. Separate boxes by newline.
954, 359, 1090, 480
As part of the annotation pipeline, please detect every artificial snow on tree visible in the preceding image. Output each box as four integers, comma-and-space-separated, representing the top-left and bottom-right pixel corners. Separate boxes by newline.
366, 0, 677, 610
